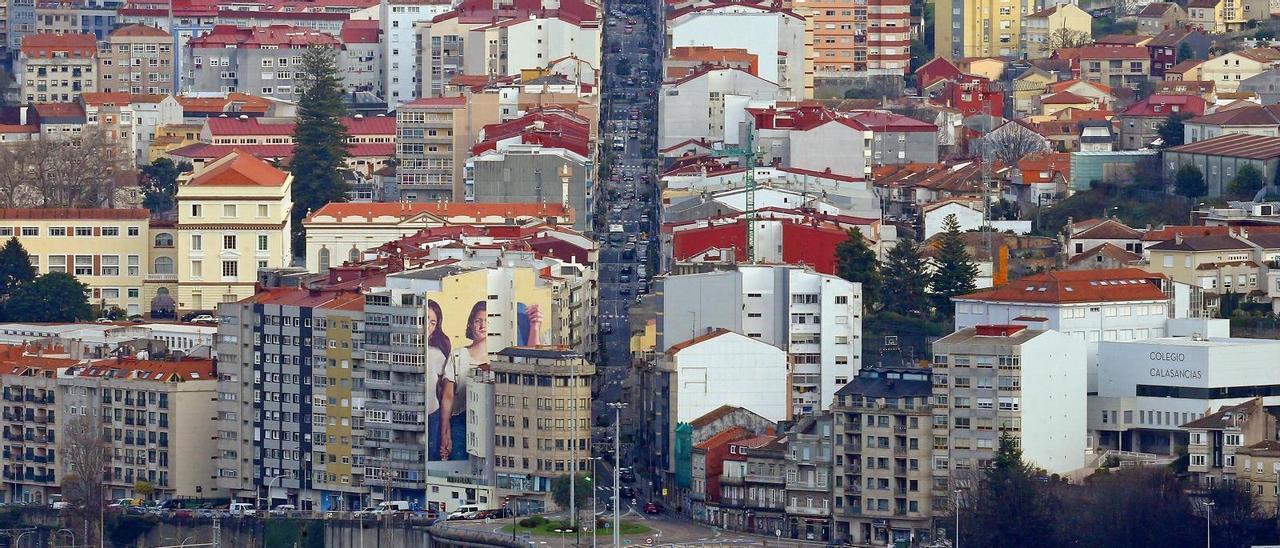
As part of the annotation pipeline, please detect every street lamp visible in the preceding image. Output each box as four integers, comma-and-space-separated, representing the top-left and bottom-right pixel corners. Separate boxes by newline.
589, 456, 604, 548
608, 402, 628, 548
554, 528, 568, 548
1205, 500, 1215, 548
259, 473, 288, 514
954, 488, 963, 548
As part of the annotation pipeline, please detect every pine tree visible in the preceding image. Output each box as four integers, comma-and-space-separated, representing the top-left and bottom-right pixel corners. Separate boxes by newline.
1174, 164, 1207, 198
880, 238, 930, 317
140, 158, 191, 215
290, 46, 351, 256
930, 214, 978, 318
835, 227, 881, 310
0, 237, 35, 295
964, 432, 1059, 548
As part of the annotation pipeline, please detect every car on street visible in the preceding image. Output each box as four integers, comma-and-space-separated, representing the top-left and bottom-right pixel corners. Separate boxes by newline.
620, 486, 634, 499
644, 503, 660, 514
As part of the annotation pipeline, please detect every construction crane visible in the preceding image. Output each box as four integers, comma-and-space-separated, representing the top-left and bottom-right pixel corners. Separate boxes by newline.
707, 123, 759, 262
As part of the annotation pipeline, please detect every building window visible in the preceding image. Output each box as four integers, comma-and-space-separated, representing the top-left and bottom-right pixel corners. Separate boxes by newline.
74, 227, 93, 237
154, 233, 173, 247
190, 260, 202, 278
128, 226, 140, 237
257, 235, 268, 252
100, 255, 120, 276
21, 227, 38, 237
190, 204, 201, 217
127, 255, 140, 276
102, 227, 119, 237
48, 255, 67, 273
223, 204, 236, 217
74, 255, 93, 276
258, 204, 269, 217
152, 257, 174, 275
222, 261, 238, 278
50, 227, 66, 237
190, 234, 202, 251
223, 235, 236, 250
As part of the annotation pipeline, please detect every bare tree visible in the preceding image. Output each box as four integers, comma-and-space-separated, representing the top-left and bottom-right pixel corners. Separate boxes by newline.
1045, 28, 1092, 50
61, 413, 108, 547
0, 128, 135, 209
981, 122, 1051, 166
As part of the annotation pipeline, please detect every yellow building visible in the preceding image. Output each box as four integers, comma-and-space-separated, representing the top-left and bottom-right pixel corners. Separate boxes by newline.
147, 124, 204, 163
0, 209, 151, 316
1039, 90, 1100, 116
1188, 0, 1225, 32
935, 0, 1037, 58
174, 150, 293, 312
1022, 3, 1092, 59
1012, 67, 1058, 116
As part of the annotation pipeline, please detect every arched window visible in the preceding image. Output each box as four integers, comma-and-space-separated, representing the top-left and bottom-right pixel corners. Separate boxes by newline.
318, 248, 330, 271
154, 233, 174, 248
153, 256, 174, 275
348, 247, 359, 263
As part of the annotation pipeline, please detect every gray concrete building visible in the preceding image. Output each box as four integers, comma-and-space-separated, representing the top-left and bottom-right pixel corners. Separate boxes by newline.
785, 414, 834, 542
1161, 133, 1280, 198
468, 147, 593, 232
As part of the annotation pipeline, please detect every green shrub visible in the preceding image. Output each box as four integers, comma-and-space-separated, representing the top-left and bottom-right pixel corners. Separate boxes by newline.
519, 516, 548, 528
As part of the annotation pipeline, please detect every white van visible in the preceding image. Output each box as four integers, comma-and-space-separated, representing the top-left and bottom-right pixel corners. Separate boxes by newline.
376, 500, 410, 513
447, 504, 481, 520
228, 502, 257, 517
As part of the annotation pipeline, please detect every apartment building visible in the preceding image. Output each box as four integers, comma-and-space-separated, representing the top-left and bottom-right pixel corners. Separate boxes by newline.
82, 93, 184, 165
1201, 48, 1280, 94
490, 347, 593, 513
0, 208, 151, 316
1183, 397, 1276, 491
69, 357, 219, 501
0, 347, 218, 504
395, 95, 500, 201
186, 25, 346, 102
668, 3, 808, 99
716, 435, 786, 536
1146, 230, 1280, 312
658, 67, 780, 151
785, 415, 834, 542
1235, 439, 1280, 514
174, 150, 294, 311
793, 0, 911, 86
934, 0, 1035, 59
98, 24, 173, 95
214, 288, 368, 511
18, 32, 97, 104
932, 325, 1086, 479
415, 0, 600, 99
659, 264, 864, 415
831, 366, 934, 546
365, 0, 452, 106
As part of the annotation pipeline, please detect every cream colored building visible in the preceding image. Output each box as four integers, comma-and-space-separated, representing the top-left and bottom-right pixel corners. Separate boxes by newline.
302, 201, 573, 272
1022, 3, 1092, 59
1201, 48, 1280, 93
97, 24, 174, 95
490, 347, 594, 513
174, 150, 293, 311
0, 209, 151, 316
1145, 231, 1280, 311
1184, 398, 1274, 492
1236, 440, 1280, 514
18, 32, 98, 104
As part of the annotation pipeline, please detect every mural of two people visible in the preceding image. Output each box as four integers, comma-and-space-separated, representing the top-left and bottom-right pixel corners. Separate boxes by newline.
425, 299, 543, 461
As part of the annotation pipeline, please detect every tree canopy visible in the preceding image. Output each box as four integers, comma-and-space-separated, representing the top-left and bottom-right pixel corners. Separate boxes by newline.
5, 272, 92, 322
1157, 113, 1193, 148
880, 239, 930, 317
1174, 164, 1207, 199
1227, 164, 1265, 201
835, 227, 882, 309
0, 237, 36, 295
291, 45, 351, 255
929, 214, 978, 317
140, 158, 191, 215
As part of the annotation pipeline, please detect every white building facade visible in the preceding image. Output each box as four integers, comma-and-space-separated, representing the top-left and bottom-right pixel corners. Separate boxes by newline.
658, 67, 780, 150
668, 5, 807, 100
1092, 335, 1280, 455
658, 264, 863, 415
663, 329, 789, 423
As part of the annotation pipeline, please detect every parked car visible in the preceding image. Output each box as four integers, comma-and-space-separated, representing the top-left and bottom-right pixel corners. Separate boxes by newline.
644, 503, 660, 514
180, 310, 214, 323
447, 504, 482, 520
269, 504, 296, 516
228, 502, 257, 517
355, 507, 380, 519
188, 314, 217, 324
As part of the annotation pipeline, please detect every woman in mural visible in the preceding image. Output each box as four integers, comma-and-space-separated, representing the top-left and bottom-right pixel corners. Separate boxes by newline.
425, 299, 452, 462
437, 301, 490, 461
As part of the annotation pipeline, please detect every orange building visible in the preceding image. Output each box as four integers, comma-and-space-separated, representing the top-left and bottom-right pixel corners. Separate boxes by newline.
796, 0, 910, 81
666, 46, 759, 78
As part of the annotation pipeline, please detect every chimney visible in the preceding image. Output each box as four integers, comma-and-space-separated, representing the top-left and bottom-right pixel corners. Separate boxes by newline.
1175, 232, 1184, 245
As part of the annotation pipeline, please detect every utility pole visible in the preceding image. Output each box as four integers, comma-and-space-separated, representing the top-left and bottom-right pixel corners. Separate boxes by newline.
608, 402, 627, 548
570, 356, 578, 544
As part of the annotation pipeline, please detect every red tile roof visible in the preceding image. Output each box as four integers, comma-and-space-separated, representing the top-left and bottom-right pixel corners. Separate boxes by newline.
1119, 94, 1207, 117
31, 103, 86, 121
666, 328, 734, 356
1017, 152, 1070, 184
79, 357, 216, 382
188, 24, 339, 49
472, 108, 591, 156
108, 23, 171, 38
1165, 133, 1280, 159
305, 202, 572, 222
0, 125, 37, 135
1041, 91, 1093, 105
188, 150, 289, 187
403, 96, 469, 108
176, 92, 272, 114
1047, 79, 1114, 96
0, 208, 150, 220
693, 425, 751, 450
20, 33, 96, 57
204, 115, 395, 136
1186, 104, 1280, 127
340, 19, 380, 44
1072, 218, 1143, 239
1067, 243, 1142, 265
169, 142, 394, 160
956, 268, 1168, 304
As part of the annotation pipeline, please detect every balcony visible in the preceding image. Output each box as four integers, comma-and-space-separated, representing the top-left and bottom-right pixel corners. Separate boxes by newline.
894, 447, 907, 456
894, 426, 907, 434
843, 441, 861, 452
